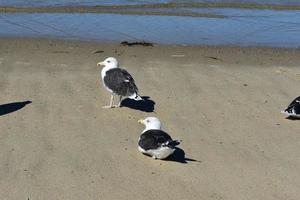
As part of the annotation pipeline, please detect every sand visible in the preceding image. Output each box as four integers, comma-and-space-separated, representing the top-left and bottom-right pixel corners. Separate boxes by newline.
0, 38, 300, 200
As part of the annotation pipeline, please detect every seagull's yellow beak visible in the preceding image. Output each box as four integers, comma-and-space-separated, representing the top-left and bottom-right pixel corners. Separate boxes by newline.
97, 61, 105, 66
138, 119, 144, 124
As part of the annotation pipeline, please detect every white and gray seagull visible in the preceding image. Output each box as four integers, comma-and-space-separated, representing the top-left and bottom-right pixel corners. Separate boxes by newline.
97, 57, 143, 108
138, 117, 180, 159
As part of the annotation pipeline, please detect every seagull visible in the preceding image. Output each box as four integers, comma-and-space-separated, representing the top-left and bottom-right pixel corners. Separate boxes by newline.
281, 96, 300, 118
138, 117, 180, 159
97, 57, 143, 108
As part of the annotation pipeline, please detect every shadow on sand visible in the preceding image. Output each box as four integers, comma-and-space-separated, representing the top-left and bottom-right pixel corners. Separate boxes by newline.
121, 96, 155, 112
286, 116, 300, 120
165, 147, 200, 164
142, 147, 199, 164
0, 101, 32, 116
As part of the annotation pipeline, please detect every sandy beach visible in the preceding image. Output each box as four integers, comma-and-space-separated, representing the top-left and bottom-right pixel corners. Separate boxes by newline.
0, 38, 300, 199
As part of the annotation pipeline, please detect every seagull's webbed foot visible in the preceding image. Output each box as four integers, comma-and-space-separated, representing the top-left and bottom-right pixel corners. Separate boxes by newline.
102, 95, 123, 108
102, 105, 116, 109
117, 96, 123, 108
102, 94, 115, 109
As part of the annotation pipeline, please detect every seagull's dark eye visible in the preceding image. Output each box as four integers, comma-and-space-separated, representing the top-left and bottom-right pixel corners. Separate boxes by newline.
107, 61, 111, 63
146, 120, 150, 123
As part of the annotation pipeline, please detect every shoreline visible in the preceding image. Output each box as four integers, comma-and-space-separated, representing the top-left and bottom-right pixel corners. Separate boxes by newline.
1, 36, 300, 57
7, 35, 300, 50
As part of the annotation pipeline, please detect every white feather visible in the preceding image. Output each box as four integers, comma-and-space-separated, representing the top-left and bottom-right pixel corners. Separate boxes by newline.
138, 146, 175, 159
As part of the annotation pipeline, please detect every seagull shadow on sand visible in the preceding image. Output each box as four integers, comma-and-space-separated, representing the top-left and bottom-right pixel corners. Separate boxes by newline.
165, 147, 200, 164
141, 148, 199, 164
121, 96, 155, 112
0, 101, 32, 116
286, 116, 300, 120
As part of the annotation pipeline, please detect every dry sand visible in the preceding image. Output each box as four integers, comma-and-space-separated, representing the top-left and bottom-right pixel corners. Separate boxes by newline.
0, 38, 300, 200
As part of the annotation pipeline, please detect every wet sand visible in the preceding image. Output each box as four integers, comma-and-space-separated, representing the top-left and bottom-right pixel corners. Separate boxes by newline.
0, 3, 300, 19
0, 38, 300, 199
1, 3, 300, 14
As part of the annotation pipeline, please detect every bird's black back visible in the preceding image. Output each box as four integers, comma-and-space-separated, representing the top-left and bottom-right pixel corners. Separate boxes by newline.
139, 130, 179, 150
104, 68, 139, 96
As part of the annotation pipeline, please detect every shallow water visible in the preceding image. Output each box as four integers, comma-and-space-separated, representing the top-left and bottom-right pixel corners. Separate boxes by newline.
0, 1, 300, 47
0, 8, 299, 47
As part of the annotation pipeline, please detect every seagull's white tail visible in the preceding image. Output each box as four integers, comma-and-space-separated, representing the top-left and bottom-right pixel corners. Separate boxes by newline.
281, 110, 288, 114
129, 93, 143, 101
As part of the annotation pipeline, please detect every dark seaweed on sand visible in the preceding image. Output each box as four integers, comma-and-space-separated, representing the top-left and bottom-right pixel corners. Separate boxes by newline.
120, 41, 154, 47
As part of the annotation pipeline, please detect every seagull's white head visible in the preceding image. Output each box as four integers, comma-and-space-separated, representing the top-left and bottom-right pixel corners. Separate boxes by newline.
97, 57, 118, 68
138, 117, 161, 131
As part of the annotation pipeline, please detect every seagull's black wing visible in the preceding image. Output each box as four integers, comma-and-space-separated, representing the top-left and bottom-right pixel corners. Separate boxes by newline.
104, 68, 139, 96
139, 130, 179, 150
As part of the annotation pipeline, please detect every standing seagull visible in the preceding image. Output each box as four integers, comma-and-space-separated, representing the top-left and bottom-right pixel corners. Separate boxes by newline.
138, 117, 180, 159
281, 96, 300, 118
97, 57, 142, 108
